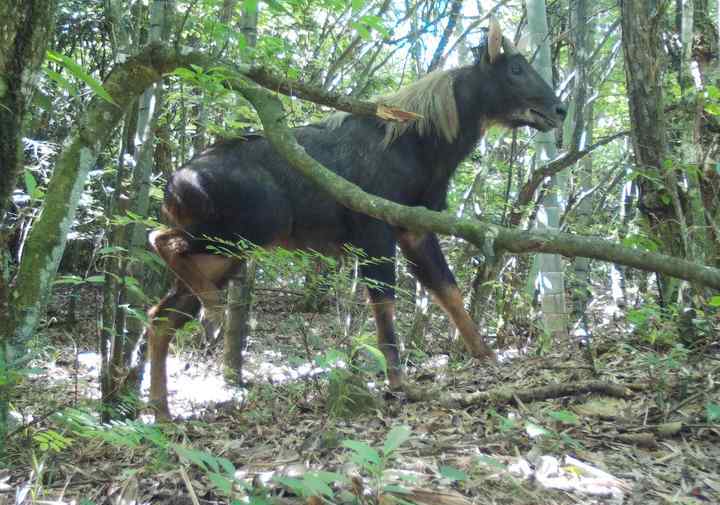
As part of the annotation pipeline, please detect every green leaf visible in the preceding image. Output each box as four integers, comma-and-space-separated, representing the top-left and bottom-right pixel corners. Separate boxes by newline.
97, 245, 127, 255
706, 84, 720, 99
274, 476, 307, 496
705, 102, 720, 116
351, 22, 371, 40
351, 0, 364, 11
382, 425, 411, 455
46, 69, 79, 96
47, 50, 116, 105
173, 67, 199, 81
313, 471, 347, 484
708, 296, 720, 307
622, 234, 659, 252
124, 305, 150, 325
707, 403, 720, 423
208, 472, 233, 495
24, 170, 38, 197
383, 484, 411, 494
627, 308, 650, 325
173, 445, 213, 471
439, 465, 467, 482
342, 439, 381, 465
548, 410, 580, 425
497, 415, 517, 432
302, 474, 335, 498
85, 275, 106, 284
53, 275, 85, 286
476, 454, 506, 469
354, 343, 387, 373
122, 276, 150, 303
217, 457, 236, 475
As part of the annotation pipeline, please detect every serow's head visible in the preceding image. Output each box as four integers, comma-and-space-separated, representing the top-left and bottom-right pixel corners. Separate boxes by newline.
472, 19, 567, 132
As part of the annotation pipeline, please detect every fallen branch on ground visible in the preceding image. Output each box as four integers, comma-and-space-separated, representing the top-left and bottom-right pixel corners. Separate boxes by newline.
440, 381, 634, 408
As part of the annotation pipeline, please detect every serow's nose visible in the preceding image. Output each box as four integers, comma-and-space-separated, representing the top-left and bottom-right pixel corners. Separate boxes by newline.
556, 104, 568, 119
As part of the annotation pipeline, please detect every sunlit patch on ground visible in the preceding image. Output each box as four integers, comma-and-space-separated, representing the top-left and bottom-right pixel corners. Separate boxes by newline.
70, 348, 342, 419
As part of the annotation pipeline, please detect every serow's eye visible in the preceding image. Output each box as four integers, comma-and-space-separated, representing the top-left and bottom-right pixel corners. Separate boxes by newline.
511, 63, 523, 75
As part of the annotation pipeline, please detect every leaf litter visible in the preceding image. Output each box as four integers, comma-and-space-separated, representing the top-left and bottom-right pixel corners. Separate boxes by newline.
3, 285, 720, 505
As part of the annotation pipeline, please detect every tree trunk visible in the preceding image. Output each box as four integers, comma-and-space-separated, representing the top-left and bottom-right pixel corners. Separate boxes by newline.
223, 0, 256, 383
224, 260, 256, 384
620, 0, 687, 304
526, 0, 569, 342
122, 0, 174, 408
566, 0, 593, 337
3, 44, 193, 421
0, 0, 56, 453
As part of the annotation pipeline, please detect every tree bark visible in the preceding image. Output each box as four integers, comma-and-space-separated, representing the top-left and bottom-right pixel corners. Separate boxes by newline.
223, 0, 256, 384
103, 0, 174, 419
0, 0, 56, 213
6, 44, 191, 349
566, 0, 593, 336
224, 260, 256, 384
621, 0, 687, 304
0, 0, 57, 455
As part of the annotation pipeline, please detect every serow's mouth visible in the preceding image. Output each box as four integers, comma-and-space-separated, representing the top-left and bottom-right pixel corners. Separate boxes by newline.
529, 109, 557, 131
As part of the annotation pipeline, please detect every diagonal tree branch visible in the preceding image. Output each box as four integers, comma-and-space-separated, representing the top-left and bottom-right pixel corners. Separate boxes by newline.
509, 130, 628, 226
234, 78, 720, 290
235, 64, 420, 121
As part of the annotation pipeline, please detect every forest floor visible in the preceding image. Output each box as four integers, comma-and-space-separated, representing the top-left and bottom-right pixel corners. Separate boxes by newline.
3, 283, 720, 505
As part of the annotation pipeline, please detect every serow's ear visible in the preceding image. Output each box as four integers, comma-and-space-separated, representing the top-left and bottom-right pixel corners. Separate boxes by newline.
488, 17, 503, 64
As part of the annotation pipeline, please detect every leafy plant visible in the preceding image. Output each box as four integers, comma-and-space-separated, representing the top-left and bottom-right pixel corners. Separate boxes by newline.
627, 303, 679, 347
50, 407, 273, 502
706, 403, 720, 423
274, 471, 347, 502
46, 50, 116, 104
438, 465, 468, 483
33, 430, 73, 453
341, 425, 413, 502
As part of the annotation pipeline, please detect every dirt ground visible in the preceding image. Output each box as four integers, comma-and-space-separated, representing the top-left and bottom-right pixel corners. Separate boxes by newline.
3, 284, 719, 505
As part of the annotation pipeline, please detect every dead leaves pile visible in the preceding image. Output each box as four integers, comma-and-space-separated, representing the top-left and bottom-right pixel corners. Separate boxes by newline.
4, 290, 720, 505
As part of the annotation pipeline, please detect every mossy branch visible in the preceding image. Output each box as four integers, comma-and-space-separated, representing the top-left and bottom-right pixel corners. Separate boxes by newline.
235, 79, 720, 290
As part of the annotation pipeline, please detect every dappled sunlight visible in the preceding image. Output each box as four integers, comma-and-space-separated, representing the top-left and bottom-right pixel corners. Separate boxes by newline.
148, 355, 243, 418
70, 349, 343, 419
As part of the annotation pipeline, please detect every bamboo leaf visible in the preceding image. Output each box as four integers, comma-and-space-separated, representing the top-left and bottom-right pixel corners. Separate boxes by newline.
382, 425, 411, 455
47, 50, 116, 105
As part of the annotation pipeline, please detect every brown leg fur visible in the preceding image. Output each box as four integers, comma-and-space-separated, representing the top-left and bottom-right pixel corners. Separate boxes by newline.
149, 229, 235, 311
432, 285, 495, 359
148, 281, 201, 420
370, 299, 403, 389
397, 231, 495, 361
148, 228, 239, 419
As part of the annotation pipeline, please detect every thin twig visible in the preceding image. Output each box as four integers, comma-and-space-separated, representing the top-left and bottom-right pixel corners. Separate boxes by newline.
180, 467, 201, 505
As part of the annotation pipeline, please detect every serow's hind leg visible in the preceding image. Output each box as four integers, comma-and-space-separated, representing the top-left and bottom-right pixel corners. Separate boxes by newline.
398, 231, 495, 360
148, 228, 240, 419
149, 228, 233, 315
356, 233, 406, 390
147, 280, 201, 420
